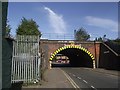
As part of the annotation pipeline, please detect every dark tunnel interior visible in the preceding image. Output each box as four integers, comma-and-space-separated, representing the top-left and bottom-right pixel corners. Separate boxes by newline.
52, 48, 93, 68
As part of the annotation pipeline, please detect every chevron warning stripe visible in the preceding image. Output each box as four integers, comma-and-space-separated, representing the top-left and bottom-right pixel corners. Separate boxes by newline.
49, 45, 94, 61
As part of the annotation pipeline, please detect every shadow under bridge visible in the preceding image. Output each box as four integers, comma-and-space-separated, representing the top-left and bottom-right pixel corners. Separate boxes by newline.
50, 46, 95, 68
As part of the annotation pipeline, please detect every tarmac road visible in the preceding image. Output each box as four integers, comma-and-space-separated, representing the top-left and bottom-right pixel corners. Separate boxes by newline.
61, 67, 119, 90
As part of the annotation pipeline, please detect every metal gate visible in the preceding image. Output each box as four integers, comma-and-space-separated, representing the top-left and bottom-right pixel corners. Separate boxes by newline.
11, 35, 41, 83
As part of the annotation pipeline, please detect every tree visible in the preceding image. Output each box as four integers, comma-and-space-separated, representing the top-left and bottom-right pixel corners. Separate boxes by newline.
6, 20, 11, 36
16, 17, 41, 37
75, 27, 90, 41
111, 38, 120, 45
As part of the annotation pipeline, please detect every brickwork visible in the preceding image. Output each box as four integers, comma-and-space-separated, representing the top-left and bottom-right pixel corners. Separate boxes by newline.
40, 40, 101, 64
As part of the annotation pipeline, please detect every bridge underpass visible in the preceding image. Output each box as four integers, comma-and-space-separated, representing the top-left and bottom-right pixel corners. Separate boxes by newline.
51, 48, 94, 68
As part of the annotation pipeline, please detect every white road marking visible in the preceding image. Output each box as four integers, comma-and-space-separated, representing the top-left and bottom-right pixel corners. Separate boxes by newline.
83, 80, 88, 84
91, 85, 95, 88
77, 77, 81, 79
61, 69, 80, 89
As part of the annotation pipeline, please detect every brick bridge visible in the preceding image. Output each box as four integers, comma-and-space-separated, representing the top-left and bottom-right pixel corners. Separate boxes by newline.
40, 40, 101, 68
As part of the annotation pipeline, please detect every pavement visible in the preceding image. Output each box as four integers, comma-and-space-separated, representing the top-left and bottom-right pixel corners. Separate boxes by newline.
22, 68, 74, 89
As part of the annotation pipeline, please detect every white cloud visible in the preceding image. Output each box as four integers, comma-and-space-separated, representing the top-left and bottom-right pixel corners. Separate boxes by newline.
85, 16, 118, 32
44, 7, 67, 34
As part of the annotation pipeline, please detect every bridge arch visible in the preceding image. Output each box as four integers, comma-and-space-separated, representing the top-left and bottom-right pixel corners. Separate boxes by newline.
50, 45, 95, 68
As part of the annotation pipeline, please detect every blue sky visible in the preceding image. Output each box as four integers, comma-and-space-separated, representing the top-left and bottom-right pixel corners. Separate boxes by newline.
8, 2, 118, 40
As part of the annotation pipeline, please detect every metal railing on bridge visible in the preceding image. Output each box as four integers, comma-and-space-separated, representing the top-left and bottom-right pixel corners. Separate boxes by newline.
11, 35, 41, 84
41, 33, 75, 40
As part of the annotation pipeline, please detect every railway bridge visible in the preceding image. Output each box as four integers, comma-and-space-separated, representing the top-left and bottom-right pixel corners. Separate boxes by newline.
40, 40, 101, 68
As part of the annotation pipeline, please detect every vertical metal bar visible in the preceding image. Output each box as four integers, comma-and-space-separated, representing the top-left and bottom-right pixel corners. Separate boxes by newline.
34, 36, 36, 80
27, 36, 29, 83
23, 59, 25, 82
18, 59, 19, 81
20, 35, 22, 81
30, 54, 31, 82
16, 36, 18, 81
25, 35, 27, 83
31, 36, 33, 81
33, 36, 34, 80
19, 61, 21, 81
29, 36, 31, 82
30, 37, 32, 82
13, 40, 16, 82
11, 41, 14, 82
17, 36, 19, 80
29, 36, 31, 83
24, 35, 25, 83
18, 36, 20, 81
25, 36, 29, 83
14, 41, 17, 83
23, 36, 25, 82
21, 53, 23, 81
37, 36, 39, 79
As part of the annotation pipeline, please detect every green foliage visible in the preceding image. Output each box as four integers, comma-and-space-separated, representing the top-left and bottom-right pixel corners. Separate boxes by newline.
75, 27, 90, 41
6, 20, 11, 36
111, 38, 120, 45
16, 17, 41, 37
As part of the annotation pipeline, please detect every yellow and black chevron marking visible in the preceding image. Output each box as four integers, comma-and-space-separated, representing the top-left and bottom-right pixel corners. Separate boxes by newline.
49, 45, 95, 60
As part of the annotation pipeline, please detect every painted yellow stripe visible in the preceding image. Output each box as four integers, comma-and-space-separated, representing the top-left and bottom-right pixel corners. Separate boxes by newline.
86, 51, 88, 53
82, 48, 85, 51
89, 54, 92, 56
60, 48, 62, 51
88, 52, 90, 54
51, 56, 53, 58
62, 47, 64, 50
49, 46, 95, 61
54, 52, 56, 54
58, 49, 60, 52
56, 51, 58, 53
81, 47, 83, 50
84, 49, 87, 52
64, 46, 67, 49
91, 55, 93, 58
69, 45, 71, 48
66, 46, 68, 48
